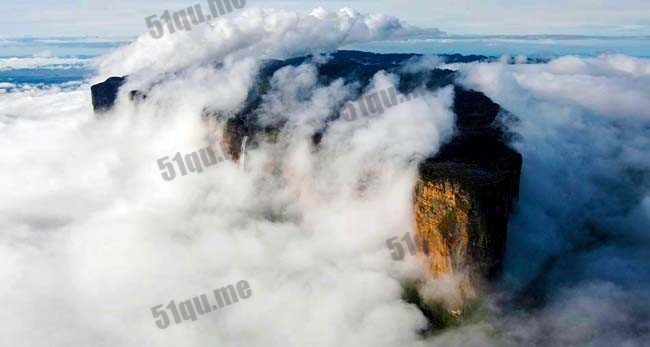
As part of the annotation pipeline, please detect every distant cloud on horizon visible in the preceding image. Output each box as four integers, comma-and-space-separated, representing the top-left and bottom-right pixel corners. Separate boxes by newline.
1, 0, 649, 37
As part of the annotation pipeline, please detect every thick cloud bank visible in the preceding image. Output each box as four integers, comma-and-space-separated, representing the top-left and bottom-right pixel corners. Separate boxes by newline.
0, 57, 92, 71
95, 7, 442, 81
448, 54, 650, 346
1, 8, 649, 347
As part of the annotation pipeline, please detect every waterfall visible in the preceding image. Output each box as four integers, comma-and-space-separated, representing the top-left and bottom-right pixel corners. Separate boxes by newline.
239, 136, 248, 170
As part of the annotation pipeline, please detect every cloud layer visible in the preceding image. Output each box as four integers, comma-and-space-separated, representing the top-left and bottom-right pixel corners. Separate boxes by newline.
448, 53, 650, 346
95, 7, 441, 81
1, 7, 649, 347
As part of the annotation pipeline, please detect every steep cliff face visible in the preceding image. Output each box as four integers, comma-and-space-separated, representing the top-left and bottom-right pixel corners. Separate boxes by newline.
90, 50, 522, 314
414, 180, 473, 281
415, 89, 522, 310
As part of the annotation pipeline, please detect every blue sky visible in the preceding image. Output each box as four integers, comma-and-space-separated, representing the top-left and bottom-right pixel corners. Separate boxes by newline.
1, 0, 649, 37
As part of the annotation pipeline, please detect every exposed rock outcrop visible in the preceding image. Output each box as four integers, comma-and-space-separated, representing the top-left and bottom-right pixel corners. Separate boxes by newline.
90, 50, 522, 317
91, 76, 125, 112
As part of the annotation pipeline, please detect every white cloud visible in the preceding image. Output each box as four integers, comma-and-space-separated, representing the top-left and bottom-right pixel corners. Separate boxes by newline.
2, 0, 650, 36
0, 57, 93, 71
448, 54, 650, 345
0, 11, 454, 345
95, 7, 440, 81
1, 8, 649, 347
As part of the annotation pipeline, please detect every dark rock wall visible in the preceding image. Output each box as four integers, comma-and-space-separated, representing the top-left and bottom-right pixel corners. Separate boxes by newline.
91, 76, 126, 112
90, 52, 522, 305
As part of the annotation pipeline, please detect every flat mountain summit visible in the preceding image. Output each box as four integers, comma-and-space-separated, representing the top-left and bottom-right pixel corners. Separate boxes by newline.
91, 50, 522, 329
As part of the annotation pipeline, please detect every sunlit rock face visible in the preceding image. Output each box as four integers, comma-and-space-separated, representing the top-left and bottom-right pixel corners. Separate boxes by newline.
415, 88, 522, 309
414, 180, 473, 294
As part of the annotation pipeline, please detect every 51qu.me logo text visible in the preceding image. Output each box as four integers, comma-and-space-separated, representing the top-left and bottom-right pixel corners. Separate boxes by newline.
151, 280, 252, 329
386, 232, 421, 261
145, 0, 246, 39
158, 142, 232, 182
